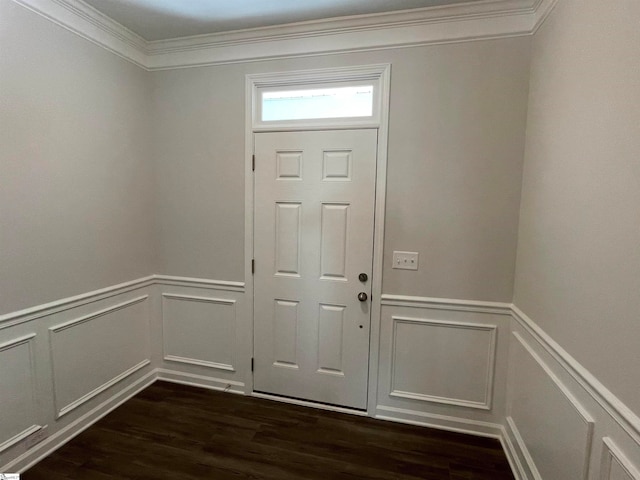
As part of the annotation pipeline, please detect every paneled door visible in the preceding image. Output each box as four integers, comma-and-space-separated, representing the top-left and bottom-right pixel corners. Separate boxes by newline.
253, 129, 377, 410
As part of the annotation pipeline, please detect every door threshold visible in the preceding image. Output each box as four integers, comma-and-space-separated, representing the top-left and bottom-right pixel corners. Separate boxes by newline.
251, 391, 368, 416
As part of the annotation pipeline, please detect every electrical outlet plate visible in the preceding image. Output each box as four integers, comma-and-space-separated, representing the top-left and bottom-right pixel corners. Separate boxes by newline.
392, 251, 419, 270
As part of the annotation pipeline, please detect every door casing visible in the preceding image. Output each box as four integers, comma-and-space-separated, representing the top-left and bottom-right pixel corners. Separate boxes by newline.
244, 64, 391, 416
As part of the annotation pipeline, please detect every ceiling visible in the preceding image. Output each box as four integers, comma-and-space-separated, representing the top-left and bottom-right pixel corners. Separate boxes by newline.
81, 0, 484, 42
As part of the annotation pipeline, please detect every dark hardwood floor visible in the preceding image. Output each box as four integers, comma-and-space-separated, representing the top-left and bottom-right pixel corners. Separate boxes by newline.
24, 381, 514, 480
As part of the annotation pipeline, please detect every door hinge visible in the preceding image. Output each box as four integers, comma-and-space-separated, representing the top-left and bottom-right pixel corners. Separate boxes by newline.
251, 357, 254, 372
251, 259, 255, 274
252, 154, 255, 171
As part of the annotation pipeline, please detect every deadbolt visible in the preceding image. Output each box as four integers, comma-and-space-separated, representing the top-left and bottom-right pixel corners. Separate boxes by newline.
358, 273, 368, 282
358, 292, 368, 302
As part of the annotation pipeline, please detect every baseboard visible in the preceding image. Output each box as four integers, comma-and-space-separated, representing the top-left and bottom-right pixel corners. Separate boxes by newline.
2, 370, 157, 473
156, 368, 246, 395
375, 404, 503, 439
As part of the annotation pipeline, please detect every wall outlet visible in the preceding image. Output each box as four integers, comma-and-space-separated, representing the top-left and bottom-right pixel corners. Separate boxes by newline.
392, 251, 419, 270
24, 426, 49, 449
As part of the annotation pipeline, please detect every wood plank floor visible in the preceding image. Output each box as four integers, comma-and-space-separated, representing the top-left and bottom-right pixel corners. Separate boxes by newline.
24, 381, 515, 480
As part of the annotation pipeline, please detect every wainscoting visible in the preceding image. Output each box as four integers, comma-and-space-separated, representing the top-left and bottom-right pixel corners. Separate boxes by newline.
505, 307, 640, 480
154, 276, 249, 393
0, 277, 157, 472
1, 277, 639, 480
376, 295, 511, 441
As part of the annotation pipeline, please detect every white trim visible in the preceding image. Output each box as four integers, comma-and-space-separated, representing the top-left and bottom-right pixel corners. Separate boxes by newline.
154, 275, 245, 292
0, 425, 44, 455
601, 437, 640, 480
366, 62, 391, 417
161, 293, 236, 306
531, 0, 559, 33
381, 294, 513, 314
156, 369, 245, 394
55, 359, 151, 419
2, 370, 157, 473
162, 355, 235, 372
251, 392, 368, 416
11, 0, 551, 70
10, 0, 147, 68
48, 295, 149, 332
0, 276, 155, 330
0, 333, 37, 352
511, 305, 640, 445
375, 404, 504, 439
389, 316, 497, 410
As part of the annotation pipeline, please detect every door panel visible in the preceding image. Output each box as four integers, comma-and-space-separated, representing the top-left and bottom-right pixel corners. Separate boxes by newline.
253, 129, 377, 409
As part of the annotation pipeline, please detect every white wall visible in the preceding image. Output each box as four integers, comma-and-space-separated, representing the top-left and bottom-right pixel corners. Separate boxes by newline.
513, 0, 640, 420
0, 0, 156, 315
151, 39, 531, 302
0, 1, 158, 470
507, 0, 640, 478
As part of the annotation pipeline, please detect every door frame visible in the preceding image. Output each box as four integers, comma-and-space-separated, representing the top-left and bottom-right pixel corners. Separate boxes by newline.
244, 64, 391, 416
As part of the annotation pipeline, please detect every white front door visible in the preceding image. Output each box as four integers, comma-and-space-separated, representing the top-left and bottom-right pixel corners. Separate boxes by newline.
253, 129, 377, 410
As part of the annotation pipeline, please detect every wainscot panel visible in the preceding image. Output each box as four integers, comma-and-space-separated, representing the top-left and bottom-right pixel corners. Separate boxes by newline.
49, 295, 151, 418
0, 333, 41, 455
155, 277, 248, 393
376, 296, 512, 442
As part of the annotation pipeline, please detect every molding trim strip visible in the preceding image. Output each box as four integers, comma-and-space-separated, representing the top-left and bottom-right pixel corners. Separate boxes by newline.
154, 275, 245, 292
156, 369, 245, 394
0, 276, 155, 330
381, 294, 512, 315
602, 437, 640, 480
163, 355, 235, 372
55, 359, 151, 418
161, 293, 236, 305
49, 295, 148, 333
10, 0, 147, 67
512, 305, 640, 445
375, 404, 503, 439
0, 425, 44, 455
389, 316, 497, 410
11, 0, 558, 70
506, 416, 542, 480
0, 276, 242, 330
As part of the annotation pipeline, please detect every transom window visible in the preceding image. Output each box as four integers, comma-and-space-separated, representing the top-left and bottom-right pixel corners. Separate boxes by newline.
261, 85, 374, 122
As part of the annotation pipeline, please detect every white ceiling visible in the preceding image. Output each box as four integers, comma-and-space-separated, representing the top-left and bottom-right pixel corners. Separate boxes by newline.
81, 0, 484, 41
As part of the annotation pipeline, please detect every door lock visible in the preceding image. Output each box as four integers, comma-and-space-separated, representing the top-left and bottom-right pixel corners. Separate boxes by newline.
358, 273, 368, 282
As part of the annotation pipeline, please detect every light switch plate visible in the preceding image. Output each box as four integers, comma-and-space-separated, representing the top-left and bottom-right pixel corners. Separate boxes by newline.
392, 251, 419, 270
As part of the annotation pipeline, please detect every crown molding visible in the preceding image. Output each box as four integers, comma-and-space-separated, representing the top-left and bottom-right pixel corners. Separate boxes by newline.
11, 0, 148, 68
11, 0, 559, 70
